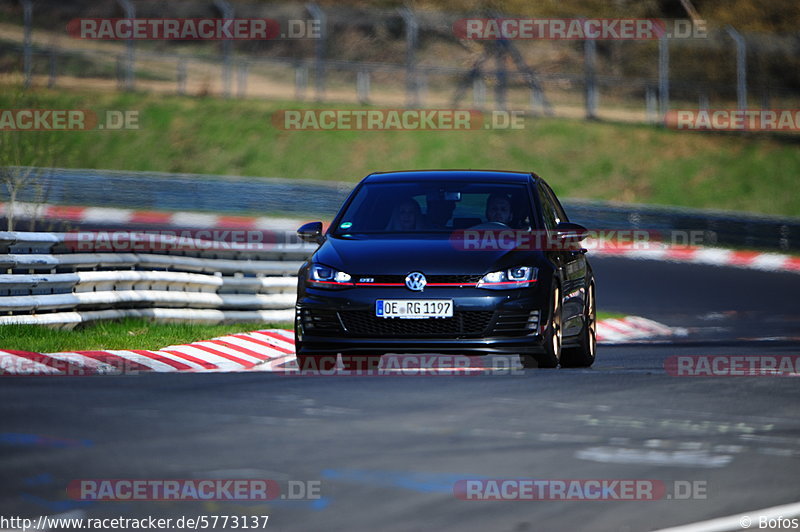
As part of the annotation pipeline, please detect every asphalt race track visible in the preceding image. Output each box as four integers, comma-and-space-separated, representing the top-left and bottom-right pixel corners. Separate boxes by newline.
1, 256, 799, 531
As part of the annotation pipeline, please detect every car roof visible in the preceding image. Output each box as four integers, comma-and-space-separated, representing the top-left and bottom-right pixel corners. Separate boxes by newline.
363, 170, 535, 184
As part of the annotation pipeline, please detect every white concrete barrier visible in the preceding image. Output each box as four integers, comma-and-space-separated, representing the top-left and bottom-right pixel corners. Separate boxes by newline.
0, 231, 315, 326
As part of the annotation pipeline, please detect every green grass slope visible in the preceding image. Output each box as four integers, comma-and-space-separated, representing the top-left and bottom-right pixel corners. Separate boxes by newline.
2, 87, 798, 217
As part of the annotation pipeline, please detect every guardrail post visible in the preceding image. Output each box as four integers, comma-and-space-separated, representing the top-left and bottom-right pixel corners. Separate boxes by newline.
417, 71, 428, 106
399, 7, 419, 107
725, 25, 747, 111
494, 43, 507, 110
116, 55, 123, 89
295, 64, 308, 100
583, 23, 597, 120
760, 90, 770, 110
306, 3, 327, 101
530, 87, 543, 115
779, 225, 790, 251
473, 78, 486, 109
48, 48, 57, 88
744, 222, 755, 248
177, 58, 187, 95
356, 70, 370, 104
115, 0, 135, 91
645, 86, 657, 123
237, 61, 248, 98
20, 0, 32, 89
658, 34, 669, 122
214, 0, 234, 98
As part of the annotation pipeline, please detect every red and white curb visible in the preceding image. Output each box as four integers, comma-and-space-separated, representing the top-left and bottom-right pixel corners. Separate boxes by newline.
596, 316, 686, 344
0, 317, 680, 375
0, 201, 304, 233
0, 329, 295, 376
593, 244, 800, 273
3, 201, 799, 275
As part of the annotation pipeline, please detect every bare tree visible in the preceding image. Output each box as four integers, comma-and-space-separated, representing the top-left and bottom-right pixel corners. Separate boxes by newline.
1, 89, 63, 232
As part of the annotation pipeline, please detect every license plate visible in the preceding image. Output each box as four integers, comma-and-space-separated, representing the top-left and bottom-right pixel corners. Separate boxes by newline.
376, 299, 453, 319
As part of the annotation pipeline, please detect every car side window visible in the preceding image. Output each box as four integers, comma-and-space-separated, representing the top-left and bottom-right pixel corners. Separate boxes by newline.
537, 182, 559, 231
542, 182, 569, 224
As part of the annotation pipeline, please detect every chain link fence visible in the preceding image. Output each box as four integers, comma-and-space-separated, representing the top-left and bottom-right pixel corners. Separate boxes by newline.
2, 2, 799, 122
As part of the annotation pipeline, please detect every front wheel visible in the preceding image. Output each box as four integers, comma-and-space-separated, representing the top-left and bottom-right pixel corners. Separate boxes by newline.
520, 284, 561, 369
560, 281, 596, 368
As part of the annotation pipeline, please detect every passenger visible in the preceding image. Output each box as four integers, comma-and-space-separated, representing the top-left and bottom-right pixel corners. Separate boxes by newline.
386, 198, 425, 231
485, 193, 514, 225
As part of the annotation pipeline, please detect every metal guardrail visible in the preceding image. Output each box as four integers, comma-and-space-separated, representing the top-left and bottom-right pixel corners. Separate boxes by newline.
9, 168, 347, 219
8, 168, 800, 252
564, 200, 800, 252
0, 231, 317, 327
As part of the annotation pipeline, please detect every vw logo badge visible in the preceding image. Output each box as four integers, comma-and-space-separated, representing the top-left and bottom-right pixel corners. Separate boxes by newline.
405, 272, 427, 291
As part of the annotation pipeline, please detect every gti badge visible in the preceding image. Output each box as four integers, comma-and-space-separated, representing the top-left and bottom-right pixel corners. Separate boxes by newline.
405, 272, 427, 291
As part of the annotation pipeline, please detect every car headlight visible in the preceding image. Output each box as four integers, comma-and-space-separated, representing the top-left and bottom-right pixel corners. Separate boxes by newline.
477, 266, 537, 290
307, 264, 353, 289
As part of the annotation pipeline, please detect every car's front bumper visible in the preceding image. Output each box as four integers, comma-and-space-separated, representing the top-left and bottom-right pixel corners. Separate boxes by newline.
295, 285, 548, 356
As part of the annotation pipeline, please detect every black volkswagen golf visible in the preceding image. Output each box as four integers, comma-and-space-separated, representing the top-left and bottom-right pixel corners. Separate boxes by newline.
294, 170, 595, 370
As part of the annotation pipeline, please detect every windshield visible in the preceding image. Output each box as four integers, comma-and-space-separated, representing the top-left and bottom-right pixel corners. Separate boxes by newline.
333, 181, 536, 235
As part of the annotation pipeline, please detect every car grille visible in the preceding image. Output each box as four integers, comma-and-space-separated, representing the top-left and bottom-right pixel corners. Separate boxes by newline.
491, 311, 540, 336
299, 309, 343, 333
339, 310, 494, 337
353, 274, 483, 286
301, 309, 539, 338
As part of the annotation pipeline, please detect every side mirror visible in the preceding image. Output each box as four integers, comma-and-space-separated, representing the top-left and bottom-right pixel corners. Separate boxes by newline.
297, 221, 325, 244
555, 222, 588, 242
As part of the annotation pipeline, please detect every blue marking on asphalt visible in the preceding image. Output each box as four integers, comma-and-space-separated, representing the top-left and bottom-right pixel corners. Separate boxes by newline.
0, 433, 92, 448
23, 473, 54, 486
267, 497, 332, 510
310, 497, 330, 511
322, 469, 487, 494
20, 494, 94, 512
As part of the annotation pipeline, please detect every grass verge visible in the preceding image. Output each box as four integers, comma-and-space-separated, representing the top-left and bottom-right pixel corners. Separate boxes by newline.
0, 319, 293, 353
596, 311, 628, 321
2, 86, 799, 217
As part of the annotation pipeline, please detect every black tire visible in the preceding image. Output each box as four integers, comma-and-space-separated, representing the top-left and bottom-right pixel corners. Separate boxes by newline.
295, 353, 338, 372
561, 281, 597, 368
341, 355, 382, 371
520, 283, 562, 369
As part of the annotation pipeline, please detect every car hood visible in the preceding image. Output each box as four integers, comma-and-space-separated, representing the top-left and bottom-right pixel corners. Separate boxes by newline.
313, 235, 537, 275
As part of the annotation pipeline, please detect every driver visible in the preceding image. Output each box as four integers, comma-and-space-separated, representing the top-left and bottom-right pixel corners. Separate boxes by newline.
485, 193, 513, 225
386, 197, 425, 231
